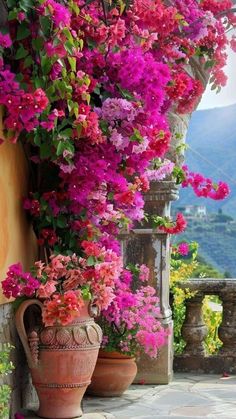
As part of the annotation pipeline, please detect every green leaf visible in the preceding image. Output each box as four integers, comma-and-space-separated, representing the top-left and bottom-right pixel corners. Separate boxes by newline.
87, 256, 96, 266
33, 131, 41, 146
63, 28, 74, 44
34, 77, 45, 88
19, 0, 34, 12
15, 73, 24, 82
41, 55, 52, 75
71, 2, 80, 15
130, 128, 143, 143
23, 55, 33, 68
32, 38, 44, 52
46, 84, 56, 97
81, 286, 91, 301
56, 141, 65, 156
57, 216, 67, 228
68, 57, 76, 72
16, 23, 30, 40
76, 124, 82, 137
7, 0, 17, 8
204, 59, 216, 70
8, 10, 18, 20
15, 45, 28, 59
100, 119, 109, 134
117, 84, 135, 100
64, 41, 74, 55
40, 16, 51, 36
60, 128, 72, 138
40, 143, 51, 159
69, 236, 77, 249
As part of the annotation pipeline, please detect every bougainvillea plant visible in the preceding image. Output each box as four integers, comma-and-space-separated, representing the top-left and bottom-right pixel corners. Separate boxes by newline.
100, 265, 168, 358
0, 0, 234, 347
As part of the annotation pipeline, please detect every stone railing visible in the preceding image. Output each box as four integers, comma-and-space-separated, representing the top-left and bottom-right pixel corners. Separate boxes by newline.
174, 278, 236, 374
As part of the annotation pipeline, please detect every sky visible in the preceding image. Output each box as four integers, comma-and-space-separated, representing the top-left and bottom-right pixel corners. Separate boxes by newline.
197, 47, 236, 110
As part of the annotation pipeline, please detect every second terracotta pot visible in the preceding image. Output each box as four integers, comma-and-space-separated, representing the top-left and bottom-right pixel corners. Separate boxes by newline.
87, 350, 137, 397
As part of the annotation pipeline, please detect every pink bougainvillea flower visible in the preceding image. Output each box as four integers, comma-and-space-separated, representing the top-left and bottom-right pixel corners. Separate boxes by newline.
37, 280, 58, 299
0, 32, 12, 48
159, 213, 187, 235
178, 242, 190, 256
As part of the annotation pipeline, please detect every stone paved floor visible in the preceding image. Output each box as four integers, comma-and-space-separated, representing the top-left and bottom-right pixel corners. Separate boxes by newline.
82, 373, 236, 418
23, 373, 236, 419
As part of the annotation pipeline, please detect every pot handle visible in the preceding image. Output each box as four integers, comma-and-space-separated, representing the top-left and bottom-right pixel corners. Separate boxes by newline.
15, 299, 43, 369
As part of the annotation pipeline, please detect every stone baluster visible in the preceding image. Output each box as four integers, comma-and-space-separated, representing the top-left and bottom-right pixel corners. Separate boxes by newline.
218, 286, 236, 356
181, 293, 208, 356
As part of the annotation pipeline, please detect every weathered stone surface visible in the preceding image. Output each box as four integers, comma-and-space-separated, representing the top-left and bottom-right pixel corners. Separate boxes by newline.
83, 374, 236, 418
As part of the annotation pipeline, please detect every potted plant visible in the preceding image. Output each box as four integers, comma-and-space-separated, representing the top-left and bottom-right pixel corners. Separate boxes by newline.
88, 265, 169, 396
2, 249, 123, 418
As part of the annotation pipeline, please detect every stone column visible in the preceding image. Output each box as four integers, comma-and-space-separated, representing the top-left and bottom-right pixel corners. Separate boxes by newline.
121, 181, 178, 384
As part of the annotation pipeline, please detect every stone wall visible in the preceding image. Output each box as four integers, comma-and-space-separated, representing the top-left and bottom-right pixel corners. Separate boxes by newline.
0, 111, 38, 416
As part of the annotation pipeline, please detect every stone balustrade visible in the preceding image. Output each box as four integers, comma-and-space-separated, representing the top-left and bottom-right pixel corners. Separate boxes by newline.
174, 278, 236, 374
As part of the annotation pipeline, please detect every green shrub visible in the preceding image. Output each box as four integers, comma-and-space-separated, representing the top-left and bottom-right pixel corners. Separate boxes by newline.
0, 343, 14, 418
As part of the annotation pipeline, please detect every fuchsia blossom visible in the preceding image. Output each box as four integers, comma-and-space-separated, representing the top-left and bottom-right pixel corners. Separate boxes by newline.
178, 242, 190, 256
182, 166, 230, 200
0, 32, 12, 48
2, 263, 40, 299
39, 0, 71, 28
17, 12, 26, 21
101, 268, 168, 357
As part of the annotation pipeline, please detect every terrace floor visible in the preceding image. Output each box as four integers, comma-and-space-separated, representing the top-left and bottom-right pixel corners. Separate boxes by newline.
83, 373, 236, 419
24, 373, 236, 419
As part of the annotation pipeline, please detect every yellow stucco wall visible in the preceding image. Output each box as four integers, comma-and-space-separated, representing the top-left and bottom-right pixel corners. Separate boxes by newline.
0, 111, 37, 304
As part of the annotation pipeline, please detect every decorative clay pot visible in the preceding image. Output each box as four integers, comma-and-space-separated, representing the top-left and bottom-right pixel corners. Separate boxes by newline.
87, 350, 137, 397
15, 299, 102, 419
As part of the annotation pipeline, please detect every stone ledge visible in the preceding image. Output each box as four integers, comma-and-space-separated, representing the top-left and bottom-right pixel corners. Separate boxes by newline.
174, 354, 236, 374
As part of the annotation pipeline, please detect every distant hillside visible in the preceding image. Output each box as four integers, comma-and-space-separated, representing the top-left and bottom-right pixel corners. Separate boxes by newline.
176, 221, 236, 277
174, 103, 236, 217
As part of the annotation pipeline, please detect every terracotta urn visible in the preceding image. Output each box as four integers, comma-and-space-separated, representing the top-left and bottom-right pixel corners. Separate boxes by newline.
87, 350, 137, 397
15, 299, 102, 419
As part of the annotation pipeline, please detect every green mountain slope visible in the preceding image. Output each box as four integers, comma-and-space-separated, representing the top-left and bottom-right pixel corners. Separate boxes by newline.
175, 103, 236, 216
173, 104, 236, 277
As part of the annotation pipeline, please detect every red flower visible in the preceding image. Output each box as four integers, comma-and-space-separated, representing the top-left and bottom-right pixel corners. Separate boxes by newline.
159, 213, 187, 234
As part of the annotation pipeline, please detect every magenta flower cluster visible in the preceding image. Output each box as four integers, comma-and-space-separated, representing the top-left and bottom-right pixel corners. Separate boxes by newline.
2, 263, 40, 299
182, 166, 230, 200
101, 267, 168, 357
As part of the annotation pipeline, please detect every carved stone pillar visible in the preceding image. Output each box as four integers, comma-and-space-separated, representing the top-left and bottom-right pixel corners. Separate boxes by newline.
181, 293, 207, 356
121, 181, 178, 384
